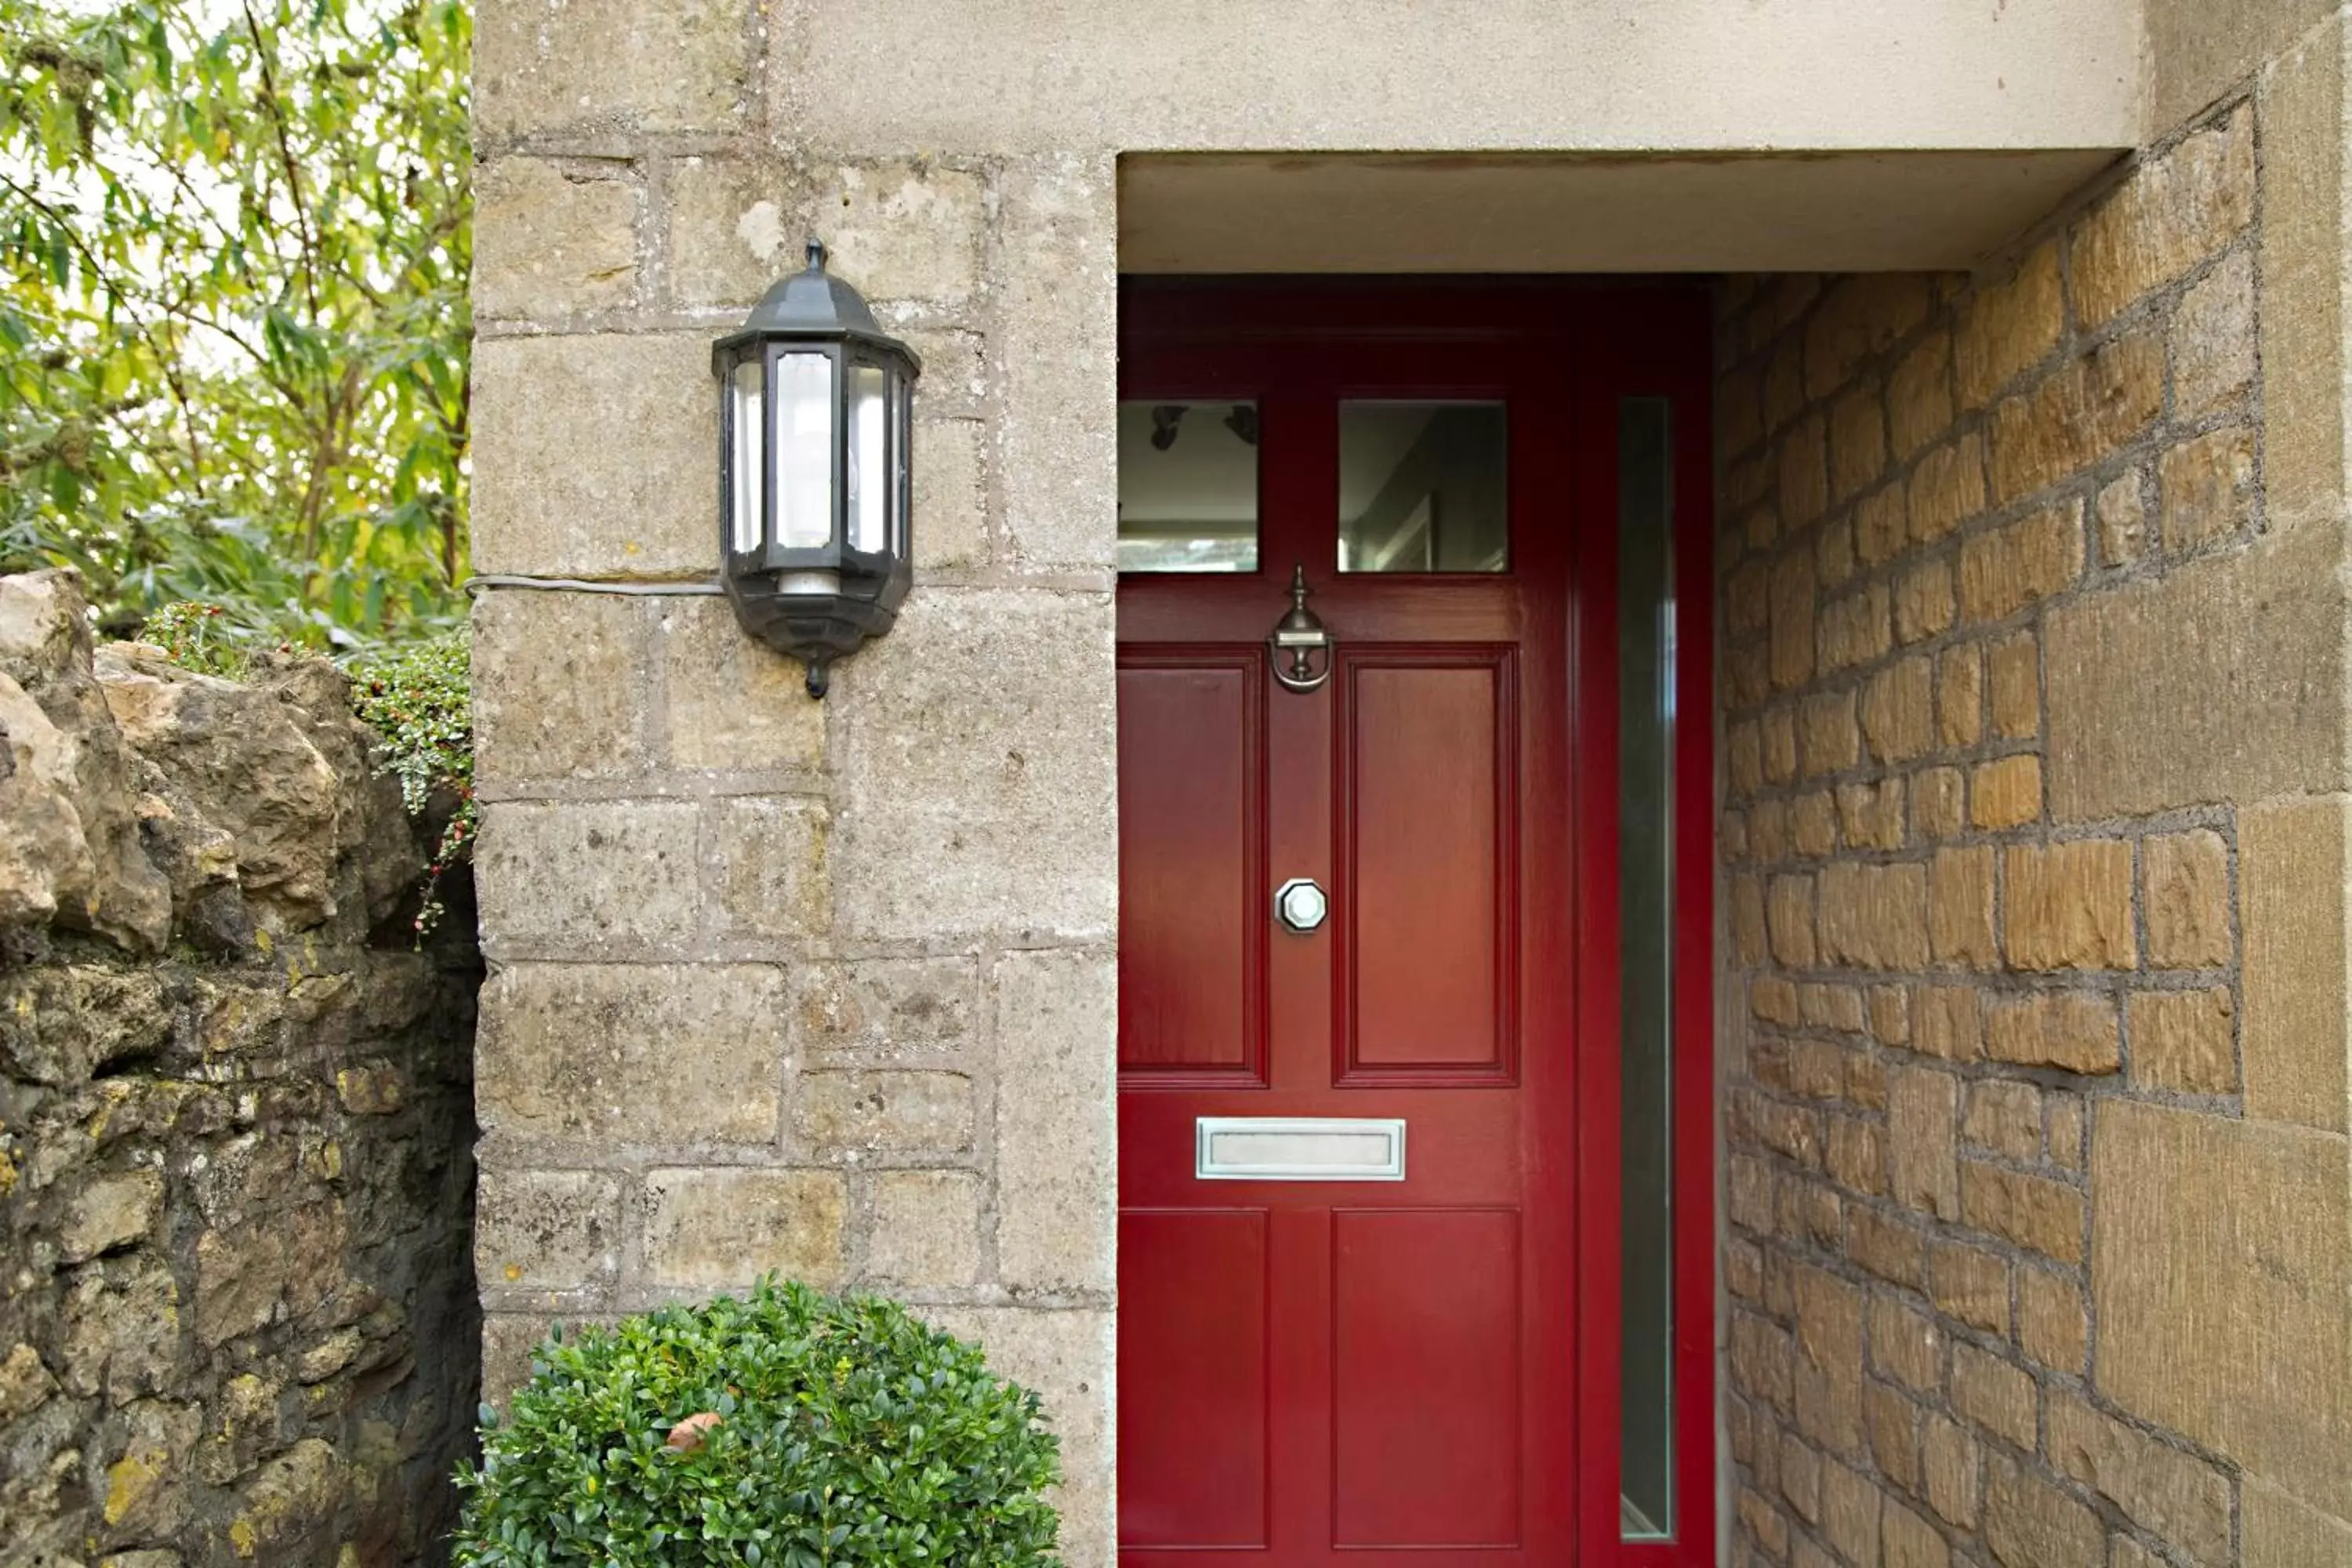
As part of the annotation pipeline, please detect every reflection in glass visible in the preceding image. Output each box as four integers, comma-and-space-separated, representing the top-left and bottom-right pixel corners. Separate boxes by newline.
1338, 401, 1507, 572
773, 351, 834, 550
1619, 397, 1675, 1542
1118, 401, 1260, 572
729, 358, 764, 554
848, 364, 887, 554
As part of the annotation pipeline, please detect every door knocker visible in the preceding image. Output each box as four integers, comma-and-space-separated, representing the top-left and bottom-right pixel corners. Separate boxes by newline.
1268, 564, 1335, 695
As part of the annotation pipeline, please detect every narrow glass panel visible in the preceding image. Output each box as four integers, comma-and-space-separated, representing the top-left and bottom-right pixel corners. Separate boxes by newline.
1338, 401, 1506, 572
729, 358, 764, 554
1618, 397, 1676, 1542
848, 364, 887, 554
1118, 400, 1259, 572
894, 379, 912, 557
773, 351, 833, 550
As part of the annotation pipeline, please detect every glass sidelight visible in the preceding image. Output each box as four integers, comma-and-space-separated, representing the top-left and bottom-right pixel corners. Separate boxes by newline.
1617, 397, 1677, 1541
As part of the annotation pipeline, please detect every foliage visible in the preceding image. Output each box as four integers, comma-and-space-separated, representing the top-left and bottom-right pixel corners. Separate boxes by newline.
454, 1280, 1065, 1568
347, 625, 471, 937
0, 0, 472, 652
143, 597, 261, 679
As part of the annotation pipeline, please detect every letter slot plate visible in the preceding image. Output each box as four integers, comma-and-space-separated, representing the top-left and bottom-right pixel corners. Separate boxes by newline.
1194, 1116, 1406, 1181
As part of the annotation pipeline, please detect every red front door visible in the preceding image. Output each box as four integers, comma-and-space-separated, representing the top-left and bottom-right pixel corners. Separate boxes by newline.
1115, 283, 1711, 1565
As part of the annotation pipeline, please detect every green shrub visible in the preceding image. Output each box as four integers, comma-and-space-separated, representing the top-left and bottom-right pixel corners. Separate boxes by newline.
347, 628, 474, 938
453, 1280, 1064, 1568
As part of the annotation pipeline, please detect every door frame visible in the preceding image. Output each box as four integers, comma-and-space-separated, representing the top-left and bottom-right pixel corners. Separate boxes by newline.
1116, 278, 1716, 1565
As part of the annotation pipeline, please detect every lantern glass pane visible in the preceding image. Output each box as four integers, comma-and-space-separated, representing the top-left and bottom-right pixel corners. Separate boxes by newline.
774, 351, 834, 550
894, 378, 912, 556
849, 363, 888, 554
729, 358, 764, 554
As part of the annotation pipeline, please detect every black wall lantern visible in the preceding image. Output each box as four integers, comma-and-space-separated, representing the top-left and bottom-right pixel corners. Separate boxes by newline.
716, 238, 920, 696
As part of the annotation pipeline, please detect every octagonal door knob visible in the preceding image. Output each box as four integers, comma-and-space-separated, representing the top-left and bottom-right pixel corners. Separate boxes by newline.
1275, 877, 1329, 934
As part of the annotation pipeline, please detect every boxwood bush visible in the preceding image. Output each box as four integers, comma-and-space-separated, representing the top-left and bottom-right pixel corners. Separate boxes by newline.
453, 1280, 1063, 1567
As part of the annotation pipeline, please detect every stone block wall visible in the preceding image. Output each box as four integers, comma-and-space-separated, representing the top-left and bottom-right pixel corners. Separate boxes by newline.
466, 13, 1119, 1561
1715, 59, 2352, 1568
0, 572, 480, 1566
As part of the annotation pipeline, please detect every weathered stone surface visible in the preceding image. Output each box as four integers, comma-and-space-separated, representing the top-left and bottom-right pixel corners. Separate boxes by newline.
2129, 987, 2236, 1094
2140, 830, 2230, 971
2241, 797, 2350, 1130
474, 800, 701, 949
2096, 472, 2150, 565
1909, 435, 1987, 544
711, 796, 831, 938
1985, 991, 2122, 1074
1984, 1450, 2103, 1568
1913, 985, 1982, 1062
864, 1171, 983, 1288
657, 595, 829, 775
475, 1168, 622, 1293
1818, 862, 1930, 971
1806, 277, 1934, 400
664, 155, 799, 309
1839, 780, 1904, 852
2093, 1101, 2352, 1514
59, 1172, 163, 1264
2070, 108, 2253, 328
2261, 20, 2349, 531
2045, 524, 2346, 821
2017, 1265, 2087, 1374
1884, 1496, 1951, 1568
475, 0, 750, 139
1961, 1080, 2043, 1163
1780, 413, 1832, 532
2003, 840, 2134, 971
798, 1069, 975, 1155
1961, 1158, 2085, 1261
1984, 633, 2038, 740
1958, 499, 2082, 624
1969, 756, 2041, 831
1889, 1066, 1959, 1221
1951, 1341, 2038, 1449
1890, 330, 1955, 459
2047, 1391, 2230, 1566
811, 161, 988, 305
477, 964, 786, 1145
1819, 583, 1892, 673
2160, 424, 2256, 556
1772, 550, 1820, 691
1860, 658, 1934, 764
1922, 1413, 1979, 1527
914, 416, 989, 570
1893, 558, 1955, 645
473, 590, 652, 786
1791, 1265, 1866, 1458
1987, 333, 2165, 503
2243, 1479, 2352, 1568
1769, 875, 1818, 968
832, 588, 1116, 940
1955, 242, 2063, 410
473, 158, 640, 318
794, 956, 982, 1062
2172, 249, 2255, 417
471, 334, 716, 579
1830, 383, 1889, 502
1927, 850, 1995, 970
641, 1167, 848, 1290
995, 157, 1118, 571
993, 949, 1116, 1294
1937, 645, 1982, 750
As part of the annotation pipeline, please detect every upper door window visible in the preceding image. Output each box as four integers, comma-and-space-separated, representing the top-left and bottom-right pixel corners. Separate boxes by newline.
1118, 399, 1261, 572
1338, 401, 1508, 573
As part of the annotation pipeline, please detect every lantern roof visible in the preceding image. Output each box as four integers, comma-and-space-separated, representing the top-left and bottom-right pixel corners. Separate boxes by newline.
715, 239, 920, 373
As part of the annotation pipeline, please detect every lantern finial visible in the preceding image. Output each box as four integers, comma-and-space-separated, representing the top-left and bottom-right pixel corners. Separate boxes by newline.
804, 236, 828, 272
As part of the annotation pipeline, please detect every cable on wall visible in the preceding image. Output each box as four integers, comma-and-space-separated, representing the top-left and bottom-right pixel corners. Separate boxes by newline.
463, 575, 725, 597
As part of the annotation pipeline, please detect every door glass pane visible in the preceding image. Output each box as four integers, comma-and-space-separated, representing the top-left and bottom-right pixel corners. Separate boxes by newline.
1338, 401, 1506, 572
848, 363, 887, 553
1119, 400, 1260, 572
774, 350, 834, 550
1618, 397, 1675, 1542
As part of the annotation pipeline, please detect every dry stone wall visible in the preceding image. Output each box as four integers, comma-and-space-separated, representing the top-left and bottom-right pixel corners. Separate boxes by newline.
1715, 79, 2352, 1568
0, 571, 480, 1567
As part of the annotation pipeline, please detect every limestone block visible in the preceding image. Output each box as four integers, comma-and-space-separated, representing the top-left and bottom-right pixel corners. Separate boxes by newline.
1950, 1342, 2038, 1450
1817, 862, 1929, 971
1913, 985, 1982, 1062
474, 1168, 622, 1293
2241, 797, 2351, 1130
794, 956, 982, 1062
1913, 766, 1966, 841
1769, 550, 1818, 691
1779, 412, 1832, 532
1818, 583, 1891, 673
1983, 1450, 2103, 1568
1733, 874, 1767, 966
1928, 848, 1996, 967
475, 0, 748, 140
472, 590, 651, 786
1958, 499, 2082, 624
797, 1069, 975, 1156
925, 1307, 1114, 1568
1882, 1493, 1948, 1568
1768, 874, 1817, 968
1791, 1265, 1865, 1458
710, 796, 831, 938
993, 949, 1116, 1296
476, 964, 786, 1146
1961, 1158, 2085, 1261
2045, 524, 2346, 820
1826, 1115, 1887, 1195
475, 800, 701, 949
1985, 633, 2038, 740
1838, 780, 1904, 852
2092, 1100, 2352, 1513
2260, 20, 2350, 531
1830, 383, 1888, 503
656, 595, 827, 775
0, 667, 96, 932
1762, 706, 1799, 783
1859, 658, 1933, 764
1888, 1065, 1959, 1220
1909, 434, 1987, 544
2017, 1266, 2087, 1374
1819, 515, 1857, 590
641, 1168, 848, 1290
830, 588, 1116, 941
1806, 277, 1934, 400
1936, 646, 1983, 750
2070, 108, 2253, 329
1961, 1080, 2043, 1163
473, 158, 639, 318
2243, 1479, 2352, 1568
1987, 333, 2164, 504
1889, 329, 1955, 459
2003, 841, 2134, 972
1869, 1296, 1942, 1393
2159, 424, 2256, 557
1921, 1414, 1979, 1527
471, 334, 715, 579
2047, 1390, 2230, 1566
58, 1173, 162, 1265
666, 157, 802, 311
2096, 473, 2150, 566
1954, 241, 2063, 410
863, 1170, 982, 1288
914, 417, 988, 571
1858, 484, 1909, 565
995, 157, 1118, 571
2172, 249, 2255, 418
1893, 559, 1955, 646
811, 161, 987, 307
1969, 756, 2042, 830
2140, 829, 2230, 959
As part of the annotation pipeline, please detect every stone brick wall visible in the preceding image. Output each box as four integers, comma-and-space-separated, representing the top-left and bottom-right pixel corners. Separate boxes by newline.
466, 20, 1118, 1563
1715, 69, 2352, 1568
0, 571, 480, 1566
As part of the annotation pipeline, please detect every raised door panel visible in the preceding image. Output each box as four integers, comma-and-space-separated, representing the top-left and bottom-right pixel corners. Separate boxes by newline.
1338, 648, 1518, 1082
1117, 649, 1265, 1081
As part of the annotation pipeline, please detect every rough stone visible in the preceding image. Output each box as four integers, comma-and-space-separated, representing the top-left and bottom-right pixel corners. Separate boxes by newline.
1839, 780, 1905, 852
1791, 1265, 1867, 1458
1913, 985, 1983, 1062
2261, 21, 2350, 531
1884, 1496, 1951, 1568
1772, 551, 1820, 692
2243, 1480, 2352, 1568
60, 1172, 164, 1264
1817, 862, 1930, 971
1958, 499, 2082, 624
2142, 829, 2230, 970
1985, 634, 2038, 740
2172, 248, 2256, 417
2002, 840, 2135, 971
1922, 1414, 1979, 1528
475, 0, 750, 139
1831, 383, 1889, 502
1889, 330, 1956, 459
2159, 424, 2256, 556
2069, 108, 2254, 328
474, 1168, 622, 1294
1889, 1066, 1960, 1221
798, 1069, 975, 1155
1984, 1450, 2104, 1568
1950, 1342, 2038, 1449
641, 1167, 848, 1290
657, 595, 829, 774
2129, 987, 2237, 1094
1893, 558, 1955, 645
863, 1170, 984, 1288
793, 956, 982, 1061
1969, 756, 2041, 831
664, 156, 800, 309
2096, 473, 2150, 566
1929, 1238, 2010, 1335
1955, 242, 2063, 409
477, 964, 786, 1145
1987, 333, 2165, 503
1914, 765, 1968, 842
1936, 645, 1983, 750
811, 161, 988, 305
710, 796, 831, 938
1769, 875, 1819, 968
2241, 797, 2351, 1129
1985, 991, 2122, 1074
472, 590, 651, 786
914, 417, 989, 570
1909, 435, 1987, 543
994, 949, 1116, 1294
1961, 1159, 2086, 1261
474, 800, 701, 951
472, 158, 640, 318
1859, 483, 1910, 564
1860, 658, 1935, 764
2047, 1391, 2230, 1566
2093, 1101, 2352, 1514
1961, 1080, 2044, 1163
2017, 1265, 2088, 1374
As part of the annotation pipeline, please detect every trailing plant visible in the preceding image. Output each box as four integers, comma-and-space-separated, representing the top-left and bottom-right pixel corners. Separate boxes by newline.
348, 627, 473, 938
453, 1279, 1065, 1568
